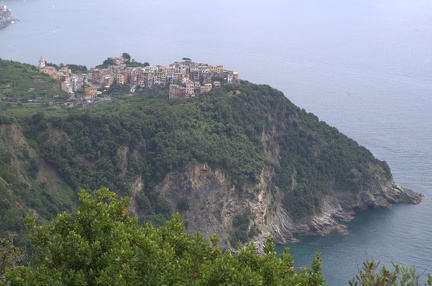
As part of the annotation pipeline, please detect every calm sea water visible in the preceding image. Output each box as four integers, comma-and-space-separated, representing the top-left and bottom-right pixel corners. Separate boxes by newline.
1, 0, 432, 284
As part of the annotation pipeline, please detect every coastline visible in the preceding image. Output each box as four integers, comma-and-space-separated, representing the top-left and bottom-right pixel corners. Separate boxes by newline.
271, 182, 424, 245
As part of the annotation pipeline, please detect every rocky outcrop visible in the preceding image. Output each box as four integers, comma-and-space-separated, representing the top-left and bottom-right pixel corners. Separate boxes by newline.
0, 5, 14, 29
153, 113, 423, 249
156, 164, 423, 250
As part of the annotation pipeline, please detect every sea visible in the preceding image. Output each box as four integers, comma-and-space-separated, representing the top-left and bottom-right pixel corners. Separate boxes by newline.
1, 0, 431, 284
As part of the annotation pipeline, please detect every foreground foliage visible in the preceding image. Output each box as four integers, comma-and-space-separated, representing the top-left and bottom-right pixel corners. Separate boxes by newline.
349, 260, 432, 286
0, 238, 22, 282
1, 188, 326, 285
1, 189, 430, 285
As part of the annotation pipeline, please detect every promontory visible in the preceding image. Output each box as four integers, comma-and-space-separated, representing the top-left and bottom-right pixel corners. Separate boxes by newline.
0, 58, 423, 249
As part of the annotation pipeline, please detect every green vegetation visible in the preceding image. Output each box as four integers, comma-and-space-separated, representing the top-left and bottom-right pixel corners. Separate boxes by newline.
96, 53, 149, 69
230, 212, 260, 247
0, 189, 326, 285
177, 198, 190, 213
0, 238, 22, 281
126, 59, 150, 68
67, 64, 88, 74
0, 60, 427, 284
349, 260, 432, 286
95, 57, 115, 69
0, 134, 76, 248
2, 189, 430, 285
0, 62, 393, 243
122, 52, 131, 63
0, 59, 63, 102
33, 86, 266, 192
0, 59, 393, 249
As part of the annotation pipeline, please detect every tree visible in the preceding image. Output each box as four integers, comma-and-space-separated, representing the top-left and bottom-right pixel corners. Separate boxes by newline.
0, 237, 22, 282
122, 52, 131, 63
1, 188, 326, 285
102, 58, 115, 66
349, 260, 432, 286
67, 64, 88, 74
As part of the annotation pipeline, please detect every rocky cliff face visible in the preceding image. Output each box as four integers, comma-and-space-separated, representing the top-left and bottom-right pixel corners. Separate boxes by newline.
154, 163, 422, 249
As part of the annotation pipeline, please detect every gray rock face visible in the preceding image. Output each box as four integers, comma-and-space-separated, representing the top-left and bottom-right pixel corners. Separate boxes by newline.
151, 164, 423, 249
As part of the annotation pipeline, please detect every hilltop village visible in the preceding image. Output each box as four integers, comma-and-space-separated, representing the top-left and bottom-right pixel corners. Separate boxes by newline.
37, 55, 239, 105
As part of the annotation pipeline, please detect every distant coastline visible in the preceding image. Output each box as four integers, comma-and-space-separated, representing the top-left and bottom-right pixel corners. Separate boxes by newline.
0, 4, 17, 29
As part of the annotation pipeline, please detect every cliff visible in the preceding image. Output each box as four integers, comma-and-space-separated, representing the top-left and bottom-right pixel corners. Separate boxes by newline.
156, 163, 422, 247
0, 76, 423, 248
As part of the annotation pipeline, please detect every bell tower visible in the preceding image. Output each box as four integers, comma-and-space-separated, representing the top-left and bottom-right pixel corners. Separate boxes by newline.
38, 56, 45, 69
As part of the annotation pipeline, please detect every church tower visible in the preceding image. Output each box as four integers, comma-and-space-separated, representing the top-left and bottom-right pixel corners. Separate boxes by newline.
38, 56, 46, 69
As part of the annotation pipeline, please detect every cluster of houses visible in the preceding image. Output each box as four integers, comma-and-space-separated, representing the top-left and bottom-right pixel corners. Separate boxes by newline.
164, 59, 239, 99
37, 56, 239, 101
38, 56, 84, 98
